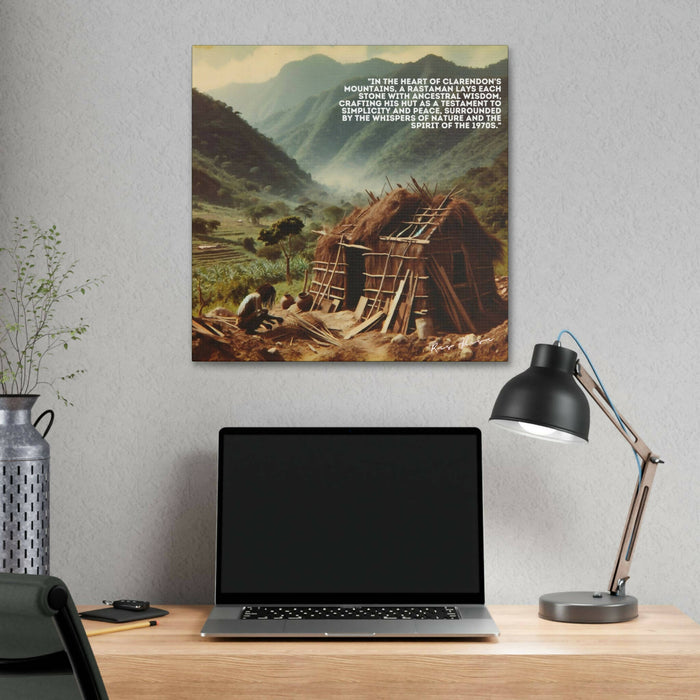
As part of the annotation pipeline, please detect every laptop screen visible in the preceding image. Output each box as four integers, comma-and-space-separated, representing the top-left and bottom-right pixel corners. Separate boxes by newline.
216, 427, 484, 605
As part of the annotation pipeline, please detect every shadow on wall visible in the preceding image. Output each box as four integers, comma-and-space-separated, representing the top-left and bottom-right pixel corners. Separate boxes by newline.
482, 439, 584, 602
149, 450, 217, 603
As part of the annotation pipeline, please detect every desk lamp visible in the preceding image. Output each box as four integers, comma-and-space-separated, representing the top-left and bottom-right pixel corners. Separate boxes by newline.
490, 332, 663, 623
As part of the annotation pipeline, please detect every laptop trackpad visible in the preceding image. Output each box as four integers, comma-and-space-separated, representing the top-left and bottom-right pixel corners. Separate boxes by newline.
283, 620, 416, 636
207, 619, 287, 635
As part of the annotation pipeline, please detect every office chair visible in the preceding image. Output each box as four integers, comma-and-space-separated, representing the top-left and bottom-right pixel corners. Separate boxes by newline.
0, 572, 108, 699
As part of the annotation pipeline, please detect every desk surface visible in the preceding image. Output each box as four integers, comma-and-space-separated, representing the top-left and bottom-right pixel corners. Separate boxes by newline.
81, 605, 700, 699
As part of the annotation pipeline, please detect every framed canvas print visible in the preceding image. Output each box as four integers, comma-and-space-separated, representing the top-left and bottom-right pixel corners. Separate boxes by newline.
192, 45, 508, 362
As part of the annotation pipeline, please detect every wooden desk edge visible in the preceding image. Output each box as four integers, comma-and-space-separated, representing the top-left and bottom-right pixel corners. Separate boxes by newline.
80, 606, 700, 699
79, 604, 700, 655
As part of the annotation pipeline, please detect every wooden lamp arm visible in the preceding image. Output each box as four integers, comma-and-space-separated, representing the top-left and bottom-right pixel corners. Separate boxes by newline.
575, 365, 664, 595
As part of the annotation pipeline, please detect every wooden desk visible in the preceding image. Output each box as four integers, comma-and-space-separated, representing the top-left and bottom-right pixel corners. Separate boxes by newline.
81, 605, 700, 699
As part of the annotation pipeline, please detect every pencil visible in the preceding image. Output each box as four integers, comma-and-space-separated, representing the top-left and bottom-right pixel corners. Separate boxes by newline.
86, 620, 158, 637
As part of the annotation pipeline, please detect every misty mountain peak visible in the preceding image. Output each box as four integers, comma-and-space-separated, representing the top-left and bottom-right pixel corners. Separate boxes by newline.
416, 53, 455, 68
279, 53, 342, 78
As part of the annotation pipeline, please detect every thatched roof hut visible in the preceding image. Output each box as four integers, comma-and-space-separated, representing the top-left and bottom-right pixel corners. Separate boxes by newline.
309, 187, 506, 334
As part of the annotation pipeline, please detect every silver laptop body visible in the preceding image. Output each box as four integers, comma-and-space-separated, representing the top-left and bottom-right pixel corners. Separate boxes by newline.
201, 427, 499, 639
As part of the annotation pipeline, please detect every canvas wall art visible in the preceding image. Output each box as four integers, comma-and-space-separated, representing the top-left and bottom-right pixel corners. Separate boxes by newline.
192, 46, 508, 362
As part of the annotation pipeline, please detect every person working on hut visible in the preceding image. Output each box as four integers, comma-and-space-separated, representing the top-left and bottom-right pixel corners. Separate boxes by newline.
237, 283, 283, 334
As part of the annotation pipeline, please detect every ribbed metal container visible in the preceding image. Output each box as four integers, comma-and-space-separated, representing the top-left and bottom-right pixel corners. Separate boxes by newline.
0, 395, 54, 574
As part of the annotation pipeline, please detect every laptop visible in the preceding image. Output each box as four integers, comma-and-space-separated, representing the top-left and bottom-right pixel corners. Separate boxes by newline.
201, 427, 499, 638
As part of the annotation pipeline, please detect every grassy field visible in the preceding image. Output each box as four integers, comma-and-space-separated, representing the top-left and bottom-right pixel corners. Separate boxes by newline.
192, 202, 316, 314
192, 203, 259, 237
193, 256, 312, 315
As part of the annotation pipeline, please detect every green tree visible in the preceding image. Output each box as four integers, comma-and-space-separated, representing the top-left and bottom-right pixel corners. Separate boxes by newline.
242, 237, 256, 253
258, 216, 305, 284
246, 204, 274, 226
294, 203, 314, 220
256, 244, 282, 261
192, 218, 221, 236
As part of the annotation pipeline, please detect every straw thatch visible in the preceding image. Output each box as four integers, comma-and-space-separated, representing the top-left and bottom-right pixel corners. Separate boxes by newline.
309, 186, 506, 333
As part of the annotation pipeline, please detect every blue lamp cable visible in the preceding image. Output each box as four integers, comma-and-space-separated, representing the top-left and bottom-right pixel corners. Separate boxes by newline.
556, 330, 643, 488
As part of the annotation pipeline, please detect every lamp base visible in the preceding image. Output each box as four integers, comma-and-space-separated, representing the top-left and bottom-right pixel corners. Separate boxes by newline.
539, 591, 638, 623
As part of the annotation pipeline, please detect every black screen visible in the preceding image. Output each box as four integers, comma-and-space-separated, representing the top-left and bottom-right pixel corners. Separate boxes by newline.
216, 428, 484, 604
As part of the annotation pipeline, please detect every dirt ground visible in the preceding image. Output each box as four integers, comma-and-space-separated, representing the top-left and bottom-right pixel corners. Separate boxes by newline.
192, 277, 509, 363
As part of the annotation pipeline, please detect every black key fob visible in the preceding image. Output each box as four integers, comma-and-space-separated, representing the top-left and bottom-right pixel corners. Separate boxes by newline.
106, 599, 150, 612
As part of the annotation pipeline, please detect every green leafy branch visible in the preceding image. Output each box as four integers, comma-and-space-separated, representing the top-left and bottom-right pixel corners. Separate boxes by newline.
0, 218, 102, 404
258, 216, 305, 285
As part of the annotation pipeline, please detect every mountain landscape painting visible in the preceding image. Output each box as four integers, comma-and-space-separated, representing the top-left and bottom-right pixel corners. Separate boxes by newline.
192, 46, 508, 362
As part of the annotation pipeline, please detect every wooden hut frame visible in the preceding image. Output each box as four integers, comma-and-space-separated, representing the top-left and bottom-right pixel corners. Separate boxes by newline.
310, 186, 506, 334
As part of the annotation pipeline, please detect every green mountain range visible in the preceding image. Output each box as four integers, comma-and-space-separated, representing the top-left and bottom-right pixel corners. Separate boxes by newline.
252, 54, 508, 190
192, 88, 315, 204
196, 53, 508, 196
209, 54, 396, 125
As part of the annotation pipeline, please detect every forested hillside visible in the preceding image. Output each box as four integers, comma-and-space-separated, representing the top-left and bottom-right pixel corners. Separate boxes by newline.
192, 88, 314, 206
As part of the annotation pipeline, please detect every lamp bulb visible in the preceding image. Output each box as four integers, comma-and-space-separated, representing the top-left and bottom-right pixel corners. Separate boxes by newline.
518, 422, 558, 438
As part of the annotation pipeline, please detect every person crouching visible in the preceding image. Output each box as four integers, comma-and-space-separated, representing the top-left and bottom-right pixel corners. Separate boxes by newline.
237, 284, 284, 334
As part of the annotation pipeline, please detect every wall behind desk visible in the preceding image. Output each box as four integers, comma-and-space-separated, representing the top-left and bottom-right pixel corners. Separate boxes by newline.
1, 1, 698, 621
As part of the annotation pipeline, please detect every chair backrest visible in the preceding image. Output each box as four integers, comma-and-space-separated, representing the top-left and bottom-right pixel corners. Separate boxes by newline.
0, 572, 108, 700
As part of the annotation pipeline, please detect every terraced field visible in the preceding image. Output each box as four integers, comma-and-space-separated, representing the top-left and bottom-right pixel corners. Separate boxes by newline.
192, 242, 249, 267
192, 204, 264, 269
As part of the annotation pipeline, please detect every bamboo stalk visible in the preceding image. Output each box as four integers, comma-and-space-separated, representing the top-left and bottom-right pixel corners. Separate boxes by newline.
381, 272, 409, 333
340, 243, 373, 251
312, 237, 344, 310
289, 312, 343, 346
401, 271, 419, 335
427, 258, 477, 334
344, 311, 385, 339
202, 317, 238, 330
362, 253, 421, 261
317, 244, 343, 308
363, 273, 410, 279
366, 241, 395, 317
379, 236, 430, 245
191, 319, 229, 343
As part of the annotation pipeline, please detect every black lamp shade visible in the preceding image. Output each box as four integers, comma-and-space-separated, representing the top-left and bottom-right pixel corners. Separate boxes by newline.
490, 344, 590, 443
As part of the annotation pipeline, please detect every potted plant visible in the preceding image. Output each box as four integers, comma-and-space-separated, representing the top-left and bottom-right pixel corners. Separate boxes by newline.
0, 218, 101, 574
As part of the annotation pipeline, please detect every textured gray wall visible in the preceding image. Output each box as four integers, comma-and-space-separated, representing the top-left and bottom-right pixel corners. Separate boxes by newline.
1, 1, 698, 621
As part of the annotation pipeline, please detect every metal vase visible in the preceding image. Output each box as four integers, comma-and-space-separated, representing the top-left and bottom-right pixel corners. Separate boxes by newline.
0, 395, 54, 574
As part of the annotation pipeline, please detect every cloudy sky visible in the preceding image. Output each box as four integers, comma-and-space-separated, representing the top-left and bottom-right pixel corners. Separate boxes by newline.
192, 45, 508, 90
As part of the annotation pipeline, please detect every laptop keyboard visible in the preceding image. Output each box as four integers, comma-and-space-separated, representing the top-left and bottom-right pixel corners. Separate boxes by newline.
241, 606, 459, 620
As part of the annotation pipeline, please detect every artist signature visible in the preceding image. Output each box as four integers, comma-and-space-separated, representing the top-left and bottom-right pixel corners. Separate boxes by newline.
429, 337, 470, 353
428, 337, 492, 353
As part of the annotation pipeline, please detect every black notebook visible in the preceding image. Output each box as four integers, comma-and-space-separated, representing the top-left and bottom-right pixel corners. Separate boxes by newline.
79, 606, 169, 623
